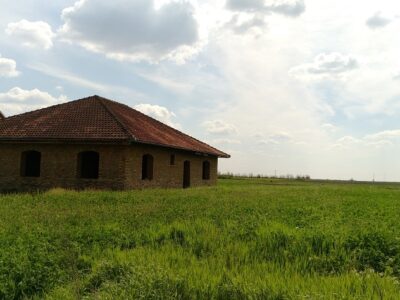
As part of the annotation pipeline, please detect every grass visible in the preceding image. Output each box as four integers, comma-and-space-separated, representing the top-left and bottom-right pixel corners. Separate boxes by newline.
1, 178, 400, 299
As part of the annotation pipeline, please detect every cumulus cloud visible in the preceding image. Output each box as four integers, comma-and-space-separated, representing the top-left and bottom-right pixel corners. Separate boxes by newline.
226, 0, 306, 17
5, 19, 55, 49
59, 0, 199, 62
0, 87, 67, 116
133, 103, 179, 128
203, 120, 238, 135
289, 53, 358, 80
366, 12, 392, 29
0, 55, 19, 77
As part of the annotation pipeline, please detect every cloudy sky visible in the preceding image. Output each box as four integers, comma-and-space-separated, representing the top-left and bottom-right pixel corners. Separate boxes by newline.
1, 0, 400, 181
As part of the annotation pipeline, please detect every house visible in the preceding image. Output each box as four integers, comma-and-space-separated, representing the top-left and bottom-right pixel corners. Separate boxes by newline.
0, 96, 229, 191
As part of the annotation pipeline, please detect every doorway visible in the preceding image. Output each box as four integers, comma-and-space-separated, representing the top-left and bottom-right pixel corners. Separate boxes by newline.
183, 160, 190, 188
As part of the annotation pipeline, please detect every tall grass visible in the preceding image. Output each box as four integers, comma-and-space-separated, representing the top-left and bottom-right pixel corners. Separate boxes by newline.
1, 179, 400, 299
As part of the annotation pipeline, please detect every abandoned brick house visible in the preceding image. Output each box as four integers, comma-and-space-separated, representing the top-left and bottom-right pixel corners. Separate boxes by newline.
0, 96, 229, 191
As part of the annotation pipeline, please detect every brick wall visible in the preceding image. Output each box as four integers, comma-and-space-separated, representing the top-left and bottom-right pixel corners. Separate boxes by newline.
124, 144, 218, 189
0, 143, 126, 192
0, 142, 219, 191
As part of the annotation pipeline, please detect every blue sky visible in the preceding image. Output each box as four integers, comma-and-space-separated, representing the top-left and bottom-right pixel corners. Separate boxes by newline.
1, 0, 400, 181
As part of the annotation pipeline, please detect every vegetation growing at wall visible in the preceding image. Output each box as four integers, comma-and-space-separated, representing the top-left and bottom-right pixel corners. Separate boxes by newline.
1, 179, 400, 299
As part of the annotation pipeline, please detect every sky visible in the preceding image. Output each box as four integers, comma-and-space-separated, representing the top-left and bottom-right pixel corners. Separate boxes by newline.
1, 0, 400, 181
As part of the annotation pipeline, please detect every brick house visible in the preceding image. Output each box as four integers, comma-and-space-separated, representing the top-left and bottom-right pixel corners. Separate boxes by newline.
0, 96, 229, 191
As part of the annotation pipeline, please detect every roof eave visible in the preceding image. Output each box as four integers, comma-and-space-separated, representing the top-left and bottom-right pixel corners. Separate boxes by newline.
0, 137, 231, 158
0, 137, 230, 157
130, 140, 230, 158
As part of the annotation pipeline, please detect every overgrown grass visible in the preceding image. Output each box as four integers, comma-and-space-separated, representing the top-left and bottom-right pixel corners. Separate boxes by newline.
1, 179, 400, 299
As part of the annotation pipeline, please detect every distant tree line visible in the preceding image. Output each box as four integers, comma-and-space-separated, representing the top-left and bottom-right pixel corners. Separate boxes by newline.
218, 172, 311, 181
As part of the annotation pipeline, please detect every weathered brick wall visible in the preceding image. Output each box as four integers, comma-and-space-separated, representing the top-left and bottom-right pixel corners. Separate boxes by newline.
0, 142, 219, 191
0, 143, 126, 191
124, 144, 218, 189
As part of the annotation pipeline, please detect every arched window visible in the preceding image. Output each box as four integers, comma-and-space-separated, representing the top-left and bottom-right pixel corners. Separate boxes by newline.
77, 151, 99, 179
21, 151, 41, 177
202, 161, 210, 180
142, 154, 154, 180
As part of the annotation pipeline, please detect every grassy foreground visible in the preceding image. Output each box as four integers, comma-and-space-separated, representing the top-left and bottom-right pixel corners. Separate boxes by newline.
1, 179, 400, 299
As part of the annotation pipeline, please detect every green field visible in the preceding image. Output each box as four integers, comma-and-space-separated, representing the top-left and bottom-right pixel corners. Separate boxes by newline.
2, 178, 400, 299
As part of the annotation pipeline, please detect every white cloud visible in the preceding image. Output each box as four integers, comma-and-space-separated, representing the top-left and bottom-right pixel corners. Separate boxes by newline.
211, 138, 242, 145
366, 12, 392, 29
322, 123, 338, 133
226, 0, 306, 17
59, 0, 199, 62
331, 130, 400, 151
257, 132, 293, 145
258, 139, 278, 145
364, 129, 400, 141
29, 63, 109, 91
289, 53, 358, 80
28, 63, 148, 101
252, 133, 264, 138
224, 0, 304, 34
336, 136, 360, 145
225, 14, 267, 34
269, 131, 292, 142
137, 72, 194, 95
5, 19, 55, 49
329, 136, 361, 150
133, 103, 179, 128
203, 120, 238, 135
0, 55, 19, 77
0, 87, 67, 116
365, 140, 393, 148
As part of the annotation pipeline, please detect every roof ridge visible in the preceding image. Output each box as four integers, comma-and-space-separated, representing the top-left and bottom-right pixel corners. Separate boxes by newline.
97, 97, 136, 141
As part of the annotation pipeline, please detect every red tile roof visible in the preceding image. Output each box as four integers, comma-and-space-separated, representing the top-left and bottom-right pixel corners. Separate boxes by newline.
0, 96, 230, 158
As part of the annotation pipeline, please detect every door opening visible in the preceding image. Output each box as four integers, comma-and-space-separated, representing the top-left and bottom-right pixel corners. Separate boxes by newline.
183, 160, 191, 188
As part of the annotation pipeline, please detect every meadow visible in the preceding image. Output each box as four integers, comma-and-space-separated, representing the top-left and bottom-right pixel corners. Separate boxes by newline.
1, 178, 400, 299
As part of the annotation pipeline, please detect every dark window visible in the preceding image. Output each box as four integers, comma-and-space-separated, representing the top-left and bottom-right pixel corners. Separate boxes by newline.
170, 154, 175, 165
202, 161, 210, 180
78, 151, 99, 179
21, 151, 41, 177
142, 154, 154, 180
